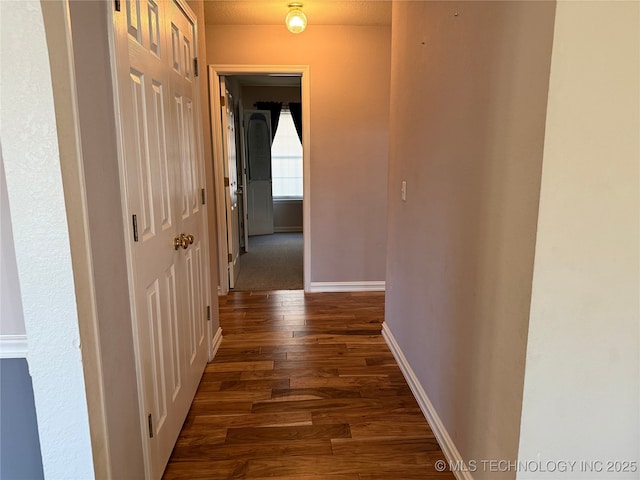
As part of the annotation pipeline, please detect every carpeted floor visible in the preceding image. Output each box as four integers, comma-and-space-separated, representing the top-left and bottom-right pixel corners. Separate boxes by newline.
233, 233, 303, 291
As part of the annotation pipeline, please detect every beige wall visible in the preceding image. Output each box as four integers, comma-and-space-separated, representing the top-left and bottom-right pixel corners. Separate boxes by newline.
206, 25, 390, 283
384, 2, 555, 478
518, 2, 639, 477
0, 157, 25, 336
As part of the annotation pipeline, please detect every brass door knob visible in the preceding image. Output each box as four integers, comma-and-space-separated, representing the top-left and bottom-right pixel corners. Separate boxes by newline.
185, 234, 194, 245
174, 234, 189, 250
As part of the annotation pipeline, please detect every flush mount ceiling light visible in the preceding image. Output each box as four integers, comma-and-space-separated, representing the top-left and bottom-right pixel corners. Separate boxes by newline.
285, 3, 307, 34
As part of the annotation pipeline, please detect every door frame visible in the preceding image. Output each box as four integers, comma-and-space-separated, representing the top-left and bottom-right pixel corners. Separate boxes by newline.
209, 65, 311, 294
219, 80, 241, 288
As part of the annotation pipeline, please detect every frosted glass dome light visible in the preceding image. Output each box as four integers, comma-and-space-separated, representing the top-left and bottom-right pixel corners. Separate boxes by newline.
286, 3, 307, 34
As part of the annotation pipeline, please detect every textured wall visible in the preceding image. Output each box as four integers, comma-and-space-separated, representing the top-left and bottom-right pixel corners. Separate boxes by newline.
384, 2, 555, 478
0, 1, 95, 477
206, 24, 390, 283
518, 3, 640, 477
1, 156, 25, 336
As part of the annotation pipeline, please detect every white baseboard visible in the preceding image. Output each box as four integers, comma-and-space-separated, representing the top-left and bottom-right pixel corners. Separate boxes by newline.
274, 227, 303, 233
0, 334, 28, 359
382, 323, 473, 480
308, 281, 385, 293
210, 327, 223, 360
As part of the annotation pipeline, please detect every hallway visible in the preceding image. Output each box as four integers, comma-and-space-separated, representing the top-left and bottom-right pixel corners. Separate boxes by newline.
163, 291, 453, 479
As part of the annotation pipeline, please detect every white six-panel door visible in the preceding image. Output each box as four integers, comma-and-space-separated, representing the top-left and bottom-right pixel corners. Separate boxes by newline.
112, 1, 209, 478
219, 78, 241, 287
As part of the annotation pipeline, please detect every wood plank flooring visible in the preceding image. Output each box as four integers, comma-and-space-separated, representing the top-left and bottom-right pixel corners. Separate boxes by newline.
163, 291, 454, 479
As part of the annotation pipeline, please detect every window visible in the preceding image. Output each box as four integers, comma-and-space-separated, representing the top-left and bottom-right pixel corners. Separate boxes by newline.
271, 109, 303, 198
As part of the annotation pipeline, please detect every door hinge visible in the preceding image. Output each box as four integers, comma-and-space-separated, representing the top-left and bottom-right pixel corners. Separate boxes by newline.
220, 95, 226, 107
147, 413, 153, 438
201, 188, 206, 205
132, 214, 139, 242
224, 177, 230, 187
207, 305, 211, 322
114, 0, 121, 11
193, 57, 199, 77
228, 253, 233, 263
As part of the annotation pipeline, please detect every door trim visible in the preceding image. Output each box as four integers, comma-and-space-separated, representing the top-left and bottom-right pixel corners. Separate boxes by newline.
209, 65, 311, 294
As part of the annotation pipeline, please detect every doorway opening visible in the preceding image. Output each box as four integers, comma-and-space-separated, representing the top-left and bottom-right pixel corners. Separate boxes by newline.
235, 105, 303, 290
209, 66, 311, 294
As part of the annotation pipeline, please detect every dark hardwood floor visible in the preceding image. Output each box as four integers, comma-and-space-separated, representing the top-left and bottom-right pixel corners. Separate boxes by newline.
163, 290, 454, 479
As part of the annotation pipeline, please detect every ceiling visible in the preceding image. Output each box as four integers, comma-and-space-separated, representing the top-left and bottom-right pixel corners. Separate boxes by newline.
203, 1, 392, 27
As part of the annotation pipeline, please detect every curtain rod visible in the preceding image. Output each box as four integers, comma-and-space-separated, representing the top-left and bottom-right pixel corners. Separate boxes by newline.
253, 102, 301, 108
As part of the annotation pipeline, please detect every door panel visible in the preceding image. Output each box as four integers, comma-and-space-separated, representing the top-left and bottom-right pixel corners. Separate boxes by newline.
148, 1, 161, 55
146, 278, 167, 432
164, 265, 181, 399
113, 1, 208, 478
248, 181, 275, 235
193, 243, 204, 353
150, 81, 172, 230
244, 110, 274, 236
184, 99, 199, 215
168, 0, 208, 409
128, 70, 155, 239
185, 241, 205, 364
126, 0, 142, 41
